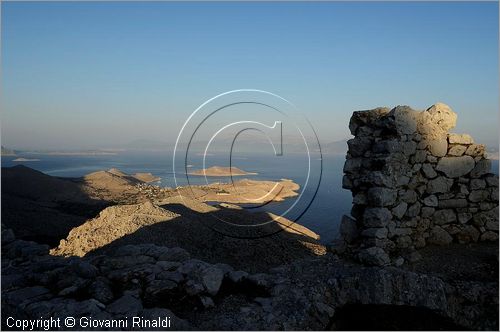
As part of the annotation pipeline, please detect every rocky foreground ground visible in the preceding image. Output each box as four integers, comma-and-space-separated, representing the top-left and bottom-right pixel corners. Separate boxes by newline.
2, 227, 498, 330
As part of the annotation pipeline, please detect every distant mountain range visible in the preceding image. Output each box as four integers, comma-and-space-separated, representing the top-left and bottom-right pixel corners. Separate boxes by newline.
1, 146, 16, 156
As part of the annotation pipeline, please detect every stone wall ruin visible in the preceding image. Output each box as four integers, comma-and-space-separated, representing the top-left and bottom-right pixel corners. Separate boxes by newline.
339, 103, 499, 266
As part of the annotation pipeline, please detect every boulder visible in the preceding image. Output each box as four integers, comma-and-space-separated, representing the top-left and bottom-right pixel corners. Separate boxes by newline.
435, 156, 475, 178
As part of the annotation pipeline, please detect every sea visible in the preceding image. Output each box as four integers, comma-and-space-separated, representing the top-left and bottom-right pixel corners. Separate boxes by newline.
1, 151, 351, 244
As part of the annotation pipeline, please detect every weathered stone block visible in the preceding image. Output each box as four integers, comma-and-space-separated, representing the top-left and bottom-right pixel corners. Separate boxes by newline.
435, 156, 475, 178
432, 209, 457, 225
428, 226, 453, 245
392, 202, 408, 219
470, 159, 491, 178
465, 144, 485, 157
340, 215, 359, 243
361, 227, 388, 239
426, 176, 453, 194
448, 133, 473, 144
367, 187, 397, 207
448, 145, 466, 156
469, 190, 489, 203
363, 208, 392, 227
358, 247, 390, 266
438, 199, 468, 209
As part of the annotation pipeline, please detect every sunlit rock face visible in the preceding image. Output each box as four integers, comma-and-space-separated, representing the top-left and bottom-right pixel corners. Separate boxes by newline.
340, 103, 499, 266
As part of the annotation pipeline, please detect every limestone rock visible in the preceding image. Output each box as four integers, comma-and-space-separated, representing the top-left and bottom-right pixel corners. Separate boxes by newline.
388, 106, 418, 135
448, 145, 466, 156
448, 133, 473, 145
435, 156, 475, 178
465, 144, 485, 157
426, 103, 457, 131
427, 138, 448, 157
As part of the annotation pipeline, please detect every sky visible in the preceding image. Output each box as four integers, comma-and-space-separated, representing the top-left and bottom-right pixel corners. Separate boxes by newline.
1, 1, 498, 150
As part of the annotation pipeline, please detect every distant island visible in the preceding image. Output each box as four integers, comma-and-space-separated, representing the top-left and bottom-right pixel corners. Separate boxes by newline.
13, 158, 40, 162
189, 166, 257, 177
1, 146, 16, 156
25, 150, 118, 156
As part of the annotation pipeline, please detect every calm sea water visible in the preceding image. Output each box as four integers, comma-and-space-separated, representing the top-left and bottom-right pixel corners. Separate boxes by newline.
1, 152, 351, 243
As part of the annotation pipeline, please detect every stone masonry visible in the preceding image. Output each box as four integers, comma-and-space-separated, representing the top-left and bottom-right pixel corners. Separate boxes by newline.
340, 103, 499, 266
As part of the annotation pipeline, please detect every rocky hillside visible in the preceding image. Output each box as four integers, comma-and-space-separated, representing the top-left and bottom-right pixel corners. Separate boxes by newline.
51, 199, 325, 272
0, 166, 160, 245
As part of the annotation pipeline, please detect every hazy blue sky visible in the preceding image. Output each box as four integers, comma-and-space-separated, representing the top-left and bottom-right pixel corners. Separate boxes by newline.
2, 1, 498, 150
